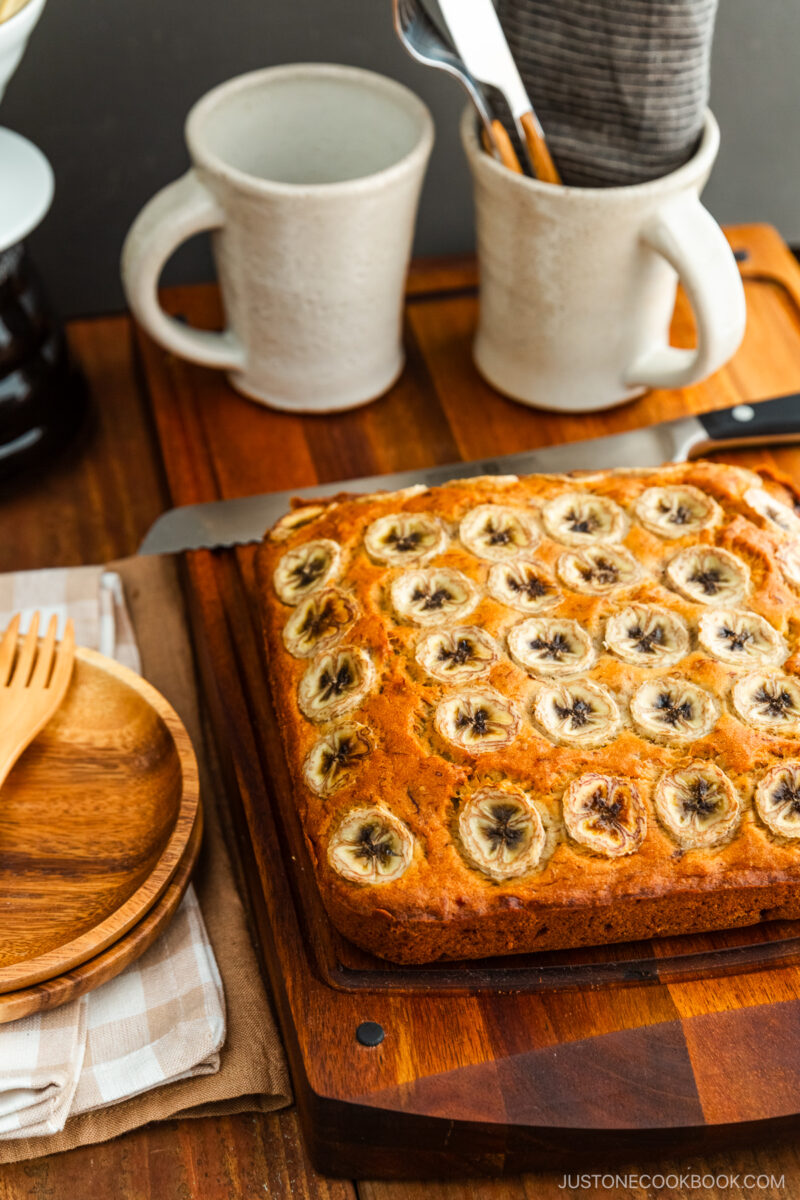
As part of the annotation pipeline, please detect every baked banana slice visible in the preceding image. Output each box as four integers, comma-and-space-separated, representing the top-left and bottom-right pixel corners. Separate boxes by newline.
563, 773, 646, 857
364, 512, 447, 565
303, 723, 373, 796
533, 680, 620, 747
270, 505, 327, 541
744, 486, 800, 536
604, 604, 689, 668
635, 485, 721, 539
778, 542, 800, 588
434, 689, 520, 753
416, 626, 497, 682
755, 762, 800, 839
557, 544, 640, 595
327, 805, 414, 884
665, 546, 750, 605
630, 676, 718, 743
459, 505, 539, 561
732, 672, 800, 736
282, 588, 357, 658
391, 567, 478, 626
458, 786, 546, 880
654, 763, 741, 849
507, 617, 595, 677
298, 647, 375, 721
487, 558, 562, 612
697, 608, 788, 668
274, 538, 341, 605
541, 492, 628, 546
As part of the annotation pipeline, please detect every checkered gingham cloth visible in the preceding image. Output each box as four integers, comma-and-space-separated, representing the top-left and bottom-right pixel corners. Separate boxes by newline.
0, 568, 225, 1140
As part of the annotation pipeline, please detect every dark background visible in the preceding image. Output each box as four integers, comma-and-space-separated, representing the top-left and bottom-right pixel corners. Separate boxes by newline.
3, 0, 799, 318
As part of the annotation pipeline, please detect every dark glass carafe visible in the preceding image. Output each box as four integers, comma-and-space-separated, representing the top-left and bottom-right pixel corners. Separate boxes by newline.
0, 243, 88, 481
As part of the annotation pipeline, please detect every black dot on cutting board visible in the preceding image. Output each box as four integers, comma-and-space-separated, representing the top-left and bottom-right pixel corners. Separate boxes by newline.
356, 1021, 385, 1047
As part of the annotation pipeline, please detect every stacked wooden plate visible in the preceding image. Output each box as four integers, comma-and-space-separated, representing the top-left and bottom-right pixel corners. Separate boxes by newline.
0, 647, 201, 1023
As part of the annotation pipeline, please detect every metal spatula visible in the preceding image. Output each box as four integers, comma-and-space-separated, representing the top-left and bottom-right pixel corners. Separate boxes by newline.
393, 0, 522, 172
437, 0, 561, 182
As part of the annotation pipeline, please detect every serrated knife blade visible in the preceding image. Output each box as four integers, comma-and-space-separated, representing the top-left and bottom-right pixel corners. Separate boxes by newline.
137, 394, 800, 556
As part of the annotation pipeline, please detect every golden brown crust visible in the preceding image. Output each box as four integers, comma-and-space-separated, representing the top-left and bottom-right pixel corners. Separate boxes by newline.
256, 461, 800, 964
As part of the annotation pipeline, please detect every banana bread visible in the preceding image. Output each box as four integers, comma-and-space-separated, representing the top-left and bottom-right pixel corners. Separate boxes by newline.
255, 460, 800, 963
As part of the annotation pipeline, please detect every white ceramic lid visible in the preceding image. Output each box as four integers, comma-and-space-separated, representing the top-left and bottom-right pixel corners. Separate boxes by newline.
0, 126, 53, 252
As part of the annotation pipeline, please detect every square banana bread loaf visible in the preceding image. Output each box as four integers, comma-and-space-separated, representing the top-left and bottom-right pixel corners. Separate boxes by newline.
256, 461, 800, 963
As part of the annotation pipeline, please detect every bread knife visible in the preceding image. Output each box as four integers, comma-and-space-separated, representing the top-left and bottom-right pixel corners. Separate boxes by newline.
137, 393, 800, 555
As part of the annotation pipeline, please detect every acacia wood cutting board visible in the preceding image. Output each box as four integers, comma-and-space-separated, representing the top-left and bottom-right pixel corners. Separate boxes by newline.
138, 225, 800, 1177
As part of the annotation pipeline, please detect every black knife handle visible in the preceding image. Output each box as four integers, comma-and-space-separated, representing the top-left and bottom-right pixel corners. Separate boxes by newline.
698, 393, 800, 447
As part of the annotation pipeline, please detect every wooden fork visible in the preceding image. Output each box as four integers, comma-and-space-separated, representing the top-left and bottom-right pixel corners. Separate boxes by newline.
0, 613, 76, 792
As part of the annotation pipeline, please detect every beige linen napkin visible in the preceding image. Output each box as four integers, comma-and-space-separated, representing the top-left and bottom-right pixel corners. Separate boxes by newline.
0, 557, 291, 1163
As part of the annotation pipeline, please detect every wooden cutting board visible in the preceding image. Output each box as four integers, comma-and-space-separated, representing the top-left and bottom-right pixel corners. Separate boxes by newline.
0, 645, 200, 993
138, 224, 800, 1177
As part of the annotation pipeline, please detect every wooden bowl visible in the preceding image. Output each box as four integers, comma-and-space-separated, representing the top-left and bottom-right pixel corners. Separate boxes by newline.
0, 805, 202, 1022
0, 646, 200, 992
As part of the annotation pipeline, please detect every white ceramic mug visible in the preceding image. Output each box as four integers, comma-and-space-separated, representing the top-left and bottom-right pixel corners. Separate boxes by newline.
461, 108, 746, 413
122, 64, 434, 413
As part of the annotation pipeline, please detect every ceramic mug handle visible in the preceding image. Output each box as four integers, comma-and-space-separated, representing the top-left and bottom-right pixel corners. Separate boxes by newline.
121, 170, 245, 370
625, 194, 746, 391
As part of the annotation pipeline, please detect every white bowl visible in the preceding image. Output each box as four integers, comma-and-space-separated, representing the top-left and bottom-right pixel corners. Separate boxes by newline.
0, 126, 53, 250
0, 0, 47, 103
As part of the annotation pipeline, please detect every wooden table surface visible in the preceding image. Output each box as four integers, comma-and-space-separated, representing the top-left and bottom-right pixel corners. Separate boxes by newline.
2, 229, 800, 1197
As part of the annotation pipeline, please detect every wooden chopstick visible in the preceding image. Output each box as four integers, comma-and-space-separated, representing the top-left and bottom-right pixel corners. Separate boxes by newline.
481, 114, 560, 182
520, 111, 562, 184
481, 122, 523, 175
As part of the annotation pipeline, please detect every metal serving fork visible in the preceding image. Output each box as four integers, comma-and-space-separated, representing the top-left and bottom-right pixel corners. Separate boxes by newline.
393, 0, 522, 172
0, 613, 76, 792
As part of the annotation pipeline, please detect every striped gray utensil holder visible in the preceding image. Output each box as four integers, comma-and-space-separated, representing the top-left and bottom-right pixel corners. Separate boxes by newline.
497, 0, 719, 187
